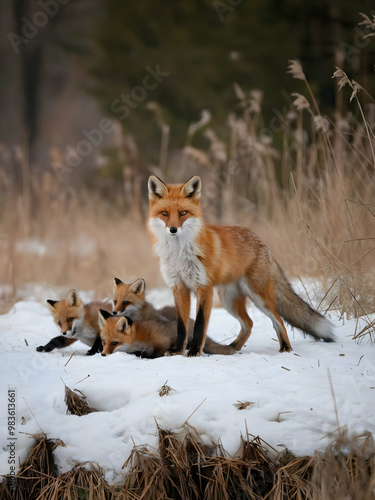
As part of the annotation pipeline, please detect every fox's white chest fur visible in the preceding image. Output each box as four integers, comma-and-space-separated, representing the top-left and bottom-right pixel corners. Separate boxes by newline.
64, 316, 97, 346
148, 217, 207, 289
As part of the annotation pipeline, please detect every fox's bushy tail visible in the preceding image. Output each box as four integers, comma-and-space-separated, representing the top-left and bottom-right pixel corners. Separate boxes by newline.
203, 336, 237, 355
273, 261, 335, 342
186, 318, 236, 355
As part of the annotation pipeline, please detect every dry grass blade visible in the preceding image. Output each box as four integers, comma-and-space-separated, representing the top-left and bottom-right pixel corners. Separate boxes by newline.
40, 462, 117, 500
158, 380, 174, 397
233, 400, 254, 410
333, 67, 352, 91
311, 429, 375, 499
249, 90, 264, 114
187, 110, 212, 138
15, 436, 62, 499
272, 454, 315, 499
64, 386, 98, 416
158, 424, 200, 499
291, 92, 311, 111
123, 441, 177, 500
235, 434, 276, 499
354, 317, 375, 341
359, 12, 375, 36
287, 59, 306, 81
0, 480, 13, 500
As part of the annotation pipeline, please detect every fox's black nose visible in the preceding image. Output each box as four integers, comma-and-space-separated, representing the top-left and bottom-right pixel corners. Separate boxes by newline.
170, 226, 178, 234
112, 311, 117, 315
62, 332, 66, 336
101, 353, 106, 357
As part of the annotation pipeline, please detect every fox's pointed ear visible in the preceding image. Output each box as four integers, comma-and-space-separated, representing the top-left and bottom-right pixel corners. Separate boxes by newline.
46, 299, 57, 311
116, 316, 132, 333
180, 175, 201, 200
66, 289, 81, 307
114, 277, 123, 292
98, 309, 112, 329
148, 175, 168, 201
130, 278, 145, 295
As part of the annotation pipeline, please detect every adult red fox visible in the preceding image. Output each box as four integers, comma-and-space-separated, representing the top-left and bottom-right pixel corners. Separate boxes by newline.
98, 309, 236, 357
147, 175, 334, 357
36, 289, 111, 355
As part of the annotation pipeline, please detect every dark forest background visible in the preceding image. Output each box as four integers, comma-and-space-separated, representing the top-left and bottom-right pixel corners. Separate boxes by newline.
1, 0, 374, 187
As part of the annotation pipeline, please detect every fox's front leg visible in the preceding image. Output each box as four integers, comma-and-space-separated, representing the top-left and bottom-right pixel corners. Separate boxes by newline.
172, 283, 191, 354
86, 336, 103, 356
187, 286, 213, 357
36, 336, 77, 352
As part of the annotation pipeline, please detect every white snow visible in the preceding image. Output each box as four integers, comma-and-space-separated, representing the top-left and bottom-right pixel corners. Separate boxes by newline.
0, 286, 374, 486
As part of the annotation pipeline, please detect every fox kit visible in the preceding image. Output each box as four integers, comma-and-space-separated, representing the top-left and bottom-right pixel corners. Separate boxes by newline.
99, 309, 236, 357
147, 175, 334, 357
112, 277, 176, 322
37, 289, 112, 355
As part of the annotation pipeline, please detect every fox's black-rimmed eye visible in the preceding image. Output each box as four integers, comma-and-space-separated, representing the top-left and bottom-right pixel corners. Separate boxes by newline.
102, 339, 106, 345
113, 300, 117, 305
180, 210, 187, 216
123, 301, 129, 306
58, 321, 62, 327
111, 341, 118, 346
67, 317, 73, 323
161, 211, 168, 217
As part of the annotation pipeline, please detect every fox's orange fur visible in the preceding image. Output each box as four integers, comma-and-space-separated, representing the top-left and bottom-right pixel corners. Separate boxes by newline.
37, 289, 111, 355
112, 277, 176, 322
147, 175, 334, 357
99, 309, 236, 357
99, 312, 171, 357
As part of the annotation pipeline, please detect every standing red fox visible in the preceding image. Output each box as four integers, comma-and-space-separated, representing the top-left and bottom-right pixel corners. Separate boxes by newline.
147, 175, 334, 357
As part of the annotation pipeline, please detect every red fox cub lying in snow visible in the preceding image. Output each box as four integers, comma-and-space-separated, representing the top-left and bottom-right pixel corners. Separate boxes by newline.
105, 276, 235, 357
98, 309, 236, 357
37, 289, 111, 355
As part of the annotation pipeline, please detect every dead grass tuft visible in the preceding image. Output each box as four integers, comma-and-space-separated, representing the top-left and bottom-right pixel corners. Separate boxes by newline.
39, 462, 117, 500
64, 386, 98, 416
3, 426, 375, 499
12, 436, 61, 499
158, 380, 174, 397
234, 400, 255, 410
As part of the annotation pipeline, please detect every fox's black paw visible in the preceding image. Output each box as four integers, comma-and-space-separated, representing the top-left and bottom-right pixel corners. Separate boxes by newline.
86, 350, 96, 356
279, 343, 292, 353
165, 348, 184, 356
186, 346, 201, 357
36, 345, 52, 352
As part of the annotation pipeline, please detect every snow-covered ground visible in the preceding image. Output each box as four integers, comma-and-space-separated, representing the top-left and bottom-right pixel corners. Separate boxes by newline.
0, 285, 374, 485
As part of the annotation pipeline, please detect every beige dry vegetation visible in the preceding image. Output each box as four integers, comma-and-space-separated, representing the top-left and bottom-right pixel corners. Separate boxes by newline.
1, 60, 375, 341
0, 171, 159, 310
1, 425, 374, 499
